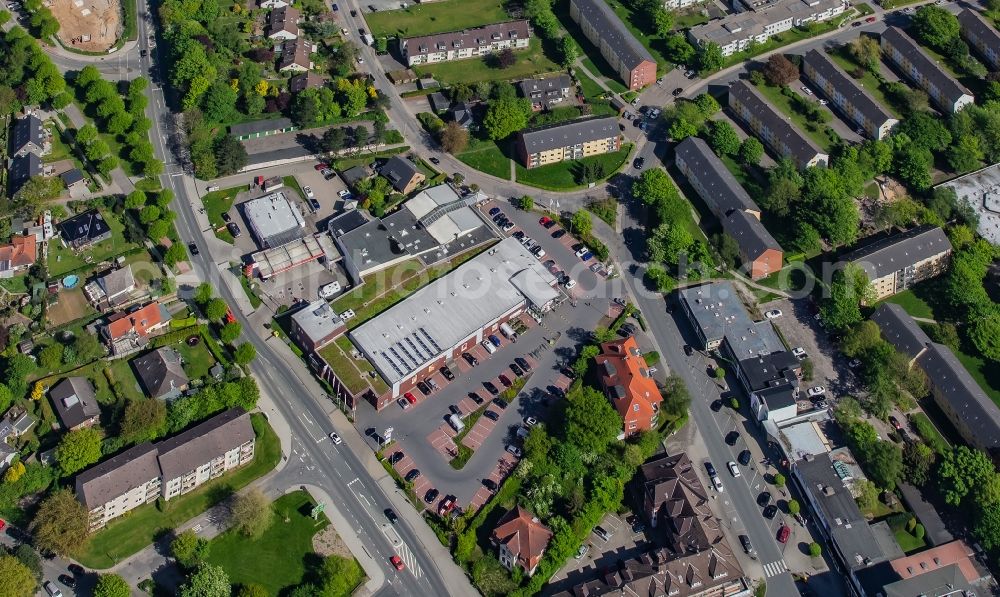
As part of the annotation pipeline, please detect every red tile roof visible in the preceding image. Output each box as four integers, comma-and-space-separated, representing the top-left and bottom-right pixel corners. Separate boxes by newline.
492, 506, 552, 573
0, 235, 37, 270
595, 336, 662, 433
890, 540, 981, 583
106, 303, 163, 340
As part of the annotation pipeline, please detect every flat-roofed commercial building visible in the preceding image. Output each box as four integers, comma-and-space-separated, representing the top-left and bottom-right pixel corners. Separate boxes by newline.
728, 80, 829, 169
249, 233, 337, 280
514, 117, 620, 169
957, 9, 1000, 70
568, 0, 656, 90
399, 21, 530, 67
880, 27, 975, 113
350, 237, 559, 406
801, 49, 898, 140
243, 191, 306, 249
841, 225, 952, 301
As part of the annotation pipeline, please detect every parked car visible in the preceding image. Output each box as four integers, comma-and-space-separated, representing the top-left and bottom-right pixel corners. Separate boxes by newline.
489, 335, 502, 347
594, 526, 611, 542
489, 207, 501, 216
188, 242, 199, 255
483, 478, 498, 491
777, 525, 791, 543
633, 157, 645, 169
404, 392, 417, 404
792, 347, 807, 359
498, 374, 513, 388
539, 216, 553, 227
449, 404, 462, 416
310, 198, 321, 210
226, 222, 241, 238
889, 416, 902, 431
758, 491, 772, 507
763, 504, 778, 519
416, 381, 431, 396
726, 431, 740, 446
505, 445, 522, 458
426, 378, 440, 392
684, 344, 694, 356
483, 381, 500, 395
397, 397, 410, 410
524, 416, 538, 427
430, 157, 440, 165
727, 461, 741, 477
303, 186, 315, 199
579, 251, 593, 261
515, 357, 531, 371
405, 469, 421, 482
492, 397, 508, 409
575, 544, 590, 559
510, 363, 523, 377
389, 451, 404, 464
440, 366, 455, 381
807, 386, 826, 397
866, 15, 877, 22
43, 581, 63, 597
712, 476, 724, 492
484, 410, 499, 421
552, 229, 566, 239
58, 575, 76, 589
462, 352, 479, 366
739, 535, 755, 558
738, 450, 752, 466
384, 508, 398, 523
764, 309, 782, 319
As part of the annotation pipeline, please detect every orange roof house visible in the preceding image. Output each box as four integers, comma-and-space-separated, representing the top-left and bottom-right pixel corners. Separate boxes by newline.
490, 506, 553, 576
595, 336, 662, 438
102, 302, 169, 355
0, 235, 37, 276
889, 540, 982, 584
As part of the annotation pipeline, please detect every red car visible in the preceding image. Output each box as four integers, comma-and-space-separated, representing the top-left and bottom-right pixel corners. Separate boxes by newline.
225, 308, 237, 324
438, 496, 455, 516
777, 525, 791, 544
539, 216, 552, 227
391, 555, 405, 571
404, 392, 417, 405
498, 374, 513, 388
889, 416, 902, 431
314, 163, 330, 171
865, 15, 877, 22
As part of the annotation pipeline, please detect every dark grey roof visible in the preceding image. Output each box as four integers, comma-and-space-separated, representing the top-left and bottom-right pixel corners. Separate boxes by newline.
10, 114, 43, 156
60, 169, 85, 186
880, 27, 973, 109
75, 443, 160, 508
340, 164, 373, 187
518, 74, 572, 95
401, 20, 531, 58
674, 136, 757, 216
156, 408, 254, 480
9, 153, 41, 195
289, 72, 325, 93
268, 4, 299, 34
722, 209, 782, 261
801, 49, 895, 128
957, 9, 1000, 67
58, 209, 111, 245
131, 347, 189, 400
327, 208, 369, 236
229, 117, 294, 137
870, 303, 931, 359
841, 225, 952, 279
381, 156, 421, 192
739, 351, 800, 393
796, 453, 887, 570
49, 377, 101, 429
917, 342, 1000, 452
569, 0, 654, 70
428, 92, 450, 113
884, 563, 972, 597
517, 117, 619, 154
728, 80, 825, 168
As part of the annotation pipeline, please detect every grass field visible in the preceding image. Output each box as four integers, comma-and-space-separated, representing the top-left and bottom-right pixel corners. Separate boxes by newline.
365, 0, 509, 38
414, 38, 561, 85
581, 58, 629, 93
457, 144, 511, 179
176, 338, 218, 380
888, 514, 926, 553
514, 146, 632, 191
752, 82, 837, 152
201, 185, 240, 244
576, 72, 606, 100
882, 289, 937, 320
75, 414, 280, 569
106, 359, 146, 402
206, 491, 365, 596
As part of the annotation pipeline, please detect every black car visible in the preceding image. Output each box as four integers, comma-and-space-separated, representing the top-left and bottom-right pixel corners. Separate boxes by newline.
739, 534, 754, 556
510, 363, 523, 377
226, 222, 241, 237
469, 391, 484, 405
68, 564, 85, 577
350, 9, 357, 16
738, 450, 752, 466
463, 352, 480, 366
331, 2, 339, 9
449, 404, 462, 416
552, 229, 566, 239
672, 87, 683, 96
492, 397, 508, 409
188, 242, 199, 255
622, 323, 637, 335
390, 451, 404, 464
221, 212, 232, 223
725, 431, 740, 446
430, 157, 440, 165
512, 230, 525, 240
59, 575, 77, 589
547, 385, 566, 399
757, 492, 772, 507
440, 366, 455, 381
405, 469, 421, 482
763, 504, 778, 519
710, 399, 723, 412
571, 242, 584, 252
633, 157, 645, 169
484, 410, 499, 421
424, 488, 439, 503
384, 508, 398, 523
140, 49, 148, 57
515, 357, 531, 371
483, 478, 498, 491
310, 198, 321, 210
705, 462, 717, 477
417, 381, 432, 396
368, 4, 377, 11
483, 381, 500, 395
683, 344, 693, 356
560, 367, 575, 379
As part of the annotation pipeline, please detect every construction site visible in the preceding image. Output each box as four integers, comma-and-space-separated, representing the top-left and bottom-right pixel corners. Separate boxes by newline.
51, 0, 121, 53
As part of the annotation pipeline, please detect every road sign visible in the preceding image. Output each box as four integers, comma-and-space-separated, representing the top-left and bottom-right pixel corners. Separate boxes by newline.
384, 427, 394, 442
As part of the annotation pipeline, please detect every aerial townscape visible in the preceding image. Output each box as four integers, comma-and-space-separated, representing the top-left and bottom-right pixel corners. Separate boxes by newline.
3, 0, 1000, 594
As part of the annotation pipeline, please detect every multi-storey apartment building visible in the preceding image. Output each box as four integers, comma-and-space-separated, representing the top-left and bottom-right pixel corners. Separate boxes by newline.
688, 0, 846, 57
841, 225, 952, 301
957, 8, 1000, 70
514, 117, 620, 168
801, 49, 898, 140
398, 21, 530, 67
674, 137, 782, 279
880, 27, 975, 113
568, 0, 656, 90
75, 408, 256, 530
728, 80, 828, 169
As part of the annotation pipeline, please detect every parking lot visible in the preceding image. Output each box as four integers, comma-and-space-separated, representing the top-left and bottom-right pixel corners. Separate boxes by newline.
549, 511, 650, 587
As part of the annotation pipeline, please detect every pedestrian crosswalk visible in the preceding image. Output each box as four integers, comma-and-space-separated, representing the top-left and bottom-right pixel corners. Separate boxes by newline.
762, 560, 788, 578
396, 544, 423, 578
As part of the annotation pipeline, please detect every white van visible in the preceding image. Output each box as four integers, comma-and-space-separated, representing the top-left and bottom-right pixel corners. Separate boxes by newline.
500, 322, 517, 340
482, 339, 498, 354
448, 414, 465, 432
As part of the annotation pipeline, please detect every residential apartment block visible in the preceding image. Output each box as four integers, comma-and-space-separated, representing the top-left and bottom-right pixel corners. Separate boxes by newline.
568, 0, 656, 90
514, 117, 620, 169
674, 137, 783, 279
801, 49, 898, 140
841, 225, 952, 301
880, 27, 975, 113
728, 80, 829, 169
688, 0, 846, 57
398, 21, 530, 67
595, 336, 662, 438
957, 9, 1000, 70
76, 408, 256, 530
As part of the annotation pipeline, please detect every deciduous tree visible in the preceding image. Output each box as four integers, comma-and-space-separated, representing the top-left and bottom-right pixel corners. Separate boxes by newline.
440, 121, 469, 154
0, 555, 35, 597
30, 489, 90, 556
229, 488, 273, 539
763, 54, 798, 86
180, 563, 230, 597
93, 574, 131, 597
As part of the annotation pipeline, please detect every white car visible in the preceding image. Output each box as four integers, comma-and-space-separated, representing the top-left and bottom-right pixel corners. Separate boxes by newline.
712, 476, 724, 492
338, 189, 351, 198
807, 386, 826, 397
524, 416, 538, 427
792, 347, 807, 359
357, 56, 364, 64
342, 27, 349, 35
564, 278, 577, 289
319, 281, 342, 298
818, 99, 828, 106
506, 445, 522, 458
520, 236, 534, 248
800, 86, 813, 95
303, 186, 314, 199
532, 247, 546, 259
575, 247, 590, 258
764, 309, 783, 319
727, 461, 741, 478
329, 432, 342, 445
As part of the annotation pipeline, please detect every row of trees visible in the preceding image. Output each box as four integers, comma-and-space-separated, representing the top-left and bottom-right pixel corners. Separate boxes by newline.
911, 5, 987, 77
124, 189, 188, 265
22, 0, 59, 40
289, 78, 382, 128
523, 0, 579, 69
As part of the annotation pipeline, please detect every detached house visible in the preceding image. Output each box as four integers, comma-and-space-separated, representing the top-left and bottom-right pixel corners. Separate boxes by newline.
102, 302, 170, 356
9, 152, 41, 197
490, 506, 552, 577
58, 209, 112, 249
85, 265, 136, 309
278, 39, 315, 73
380, 156, 425, 194
517, 75, 573, 111
267, 5, 300, 40
595, 336, 662, 438
131, 347, 189, 400
0, 235, 37, 278
49, 377, 101, 431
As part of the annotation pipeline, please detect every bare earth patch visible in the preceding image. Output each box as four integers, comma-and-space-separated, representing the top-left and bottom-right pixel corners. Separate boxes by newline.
52, 0, 121, 52
312, 525, 353, 559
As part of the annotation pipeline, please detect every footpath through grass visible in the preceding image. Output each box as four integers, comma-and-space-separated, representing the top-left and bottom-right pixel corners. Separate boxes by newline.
75, 414, 281, 569
206, 490, 365, 596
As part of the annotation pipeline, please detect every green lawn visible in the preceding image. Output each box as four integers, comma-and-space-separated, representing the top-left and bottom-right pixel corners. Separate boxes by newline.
106, 359, 146, 402
201, 185, 240, 244
581, 58, 629, 93
206, 491, 365, 596
882, 289, 937, 320
674, 9, 710, 30
47, 210, 140, 277
365, 0, 510, 38
414, 38, 561, 85
718, 19, 851, 72
75, 414, 281, 569
827, 47, 903, 118
888, 514, 927, 553
576, 72, 606, 101
176, 338, 218, 380
457, 144, 512, 180
751, 82, 837, 153
514, 145, 632, 191
908, 412, 949, 455
44, 122, 73, 163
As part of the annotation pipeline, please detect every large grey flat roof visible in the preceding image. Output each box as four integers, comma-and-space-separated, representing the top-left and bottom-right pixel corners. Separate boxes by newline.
517, 117, 619, 154
243, 191, 306, 247
350, 237, 558, 384
678, 281, 783, 357
935, 163, 1000, 245
291, 300, 344, 343
841, 225, 951, 279
881, 27, 973, 109
728, 80, 826, 168
801, 49, 896, 128
569, 0, 654, 70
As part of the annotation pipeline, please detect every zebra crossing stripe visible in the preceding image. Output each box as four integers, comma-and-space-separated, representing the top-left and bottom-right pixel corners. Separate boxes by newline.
399, 545, 423, 578
762, 560, 787, 578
